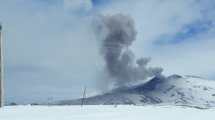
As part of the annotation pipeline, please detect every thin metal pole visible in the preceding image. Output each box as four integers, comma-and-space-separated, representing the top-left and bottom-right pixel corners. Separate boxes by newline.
81, 86, 86, 107
0, 24, 3, 107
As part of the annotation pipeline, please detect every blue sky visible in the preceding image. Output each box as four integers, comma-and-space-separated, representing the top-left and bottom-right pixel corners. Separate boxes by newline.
92, 0, 107, 6
0, 0, 215, 104
155, 20, 214, 44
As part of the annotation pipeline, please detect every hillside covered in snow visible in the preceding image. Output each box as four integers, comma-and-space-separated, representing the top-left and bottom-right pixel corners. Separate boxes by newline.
57, 75, 215, 108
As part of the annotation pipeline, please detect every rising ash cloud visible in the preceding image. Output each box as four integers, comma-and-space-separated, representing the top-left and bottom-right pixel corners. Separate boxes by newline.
94, 14, 163, 87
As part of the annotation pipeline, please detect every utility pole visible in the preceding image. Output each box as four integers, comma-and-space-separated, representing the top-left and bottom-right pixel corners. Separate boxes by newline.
81, 86, 86, 107
0, 24, 3, 107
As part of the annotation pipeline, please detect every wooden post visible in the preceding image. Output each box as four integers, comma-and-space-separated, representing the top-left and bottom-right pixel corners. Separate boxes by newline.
0, 24, 3, 107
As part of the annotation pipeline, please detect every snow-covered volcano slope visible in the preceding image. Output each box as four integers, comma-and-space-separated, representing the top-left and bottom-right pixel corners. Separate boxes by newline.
57, 75, 215, 107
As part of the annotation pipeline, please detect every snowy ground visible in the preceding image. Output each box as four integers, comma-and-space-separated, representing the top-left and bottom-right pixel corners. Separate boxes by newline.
0, 105, 215, 120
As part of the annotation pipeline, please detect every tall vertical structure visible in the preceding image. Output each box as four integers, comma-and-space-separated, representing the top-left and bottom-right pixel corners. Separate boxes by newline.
0, 24, 3, 107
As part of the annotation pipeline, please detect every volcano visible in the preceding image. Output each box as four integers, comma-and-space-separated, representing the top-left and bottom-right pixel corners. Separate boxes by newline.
56, 75, 215, 108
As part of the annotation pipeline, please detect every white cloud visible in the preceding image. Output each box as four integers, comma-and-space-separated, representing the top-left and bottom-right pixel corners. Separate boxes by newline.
0, 0, 100, 103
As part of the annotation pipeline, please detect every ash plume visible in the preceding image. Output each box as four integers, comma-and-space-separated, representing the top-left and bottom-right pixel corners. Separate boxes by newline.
95, 14, 163, 86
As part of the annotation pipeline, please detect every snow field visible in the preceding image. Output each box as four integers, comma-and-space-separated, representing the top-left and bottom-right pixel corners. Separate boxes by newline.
0, 105, 215, 120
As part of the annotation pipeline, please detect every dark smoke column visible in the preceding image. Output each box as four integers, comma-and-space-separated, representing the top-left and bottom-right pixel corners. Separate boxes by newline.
97, 14, 163, 86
